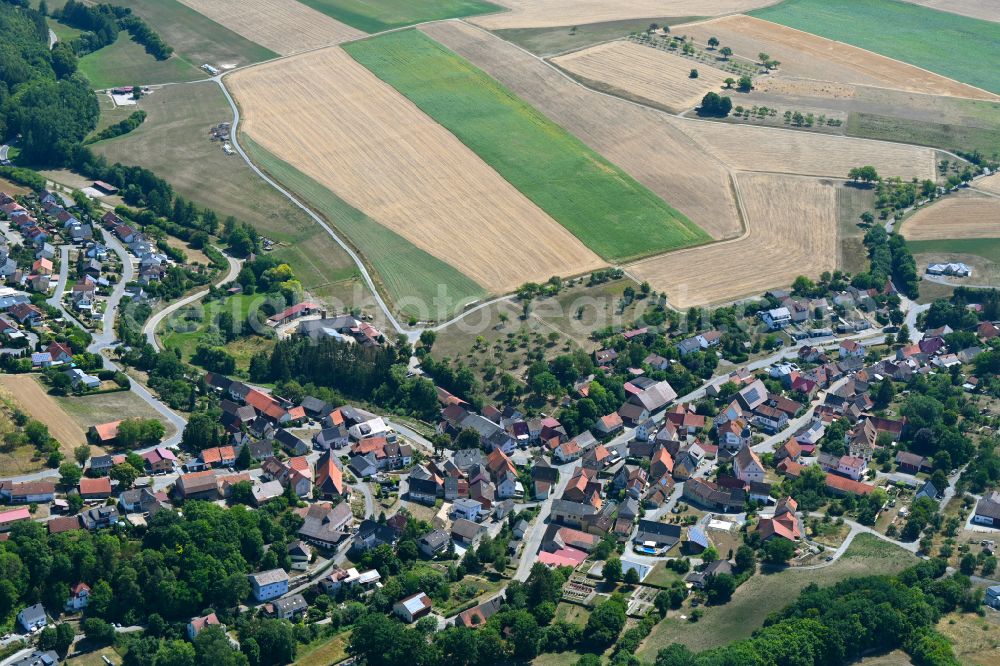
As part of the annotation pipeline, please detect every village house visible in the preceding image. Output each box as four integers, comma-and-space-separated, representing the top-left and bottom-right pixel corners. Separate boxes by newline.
249, 569, 289, 602
394, 592, 432, 623
734, 446, 765, 484
187, 613, 221, 640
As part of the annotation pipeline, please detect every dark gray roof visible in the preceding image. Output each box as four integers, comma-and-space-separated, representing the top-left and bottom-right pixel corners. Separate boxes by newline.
635, 519, 681, 545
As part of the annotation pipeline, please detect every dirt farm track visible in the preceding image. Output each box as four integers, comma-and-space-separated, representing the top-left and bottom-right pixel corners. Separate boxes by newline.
228, 45, 605, 294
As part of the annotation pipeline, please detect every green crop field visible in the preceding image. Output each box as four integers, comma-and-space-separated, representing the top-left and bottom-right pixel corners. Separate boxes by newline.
346, 30, 710, 262
298, 0, 501, 33
908, 238, 1000, 264
90, 81, 365, 309
79, 37, 203, 89
751, 0, 1000, 95
243, 137, 488, 321
114, 0, 277, 68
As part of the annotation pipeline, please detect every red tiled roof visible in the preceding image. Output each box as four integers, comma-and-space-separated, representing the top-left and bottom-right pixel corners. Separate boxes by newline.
825, 473, 876, 495
91, 420, 122, 442
79, 477, 112, 495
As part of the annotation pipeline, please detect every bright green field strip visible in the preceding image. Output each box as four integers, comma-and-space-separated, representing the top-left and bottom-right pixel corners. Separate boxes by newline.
242, 137, 488, 319
297, 0, 501, 33
79, 37, 203, 89
345, 30, 710, 262
116, 0, 277, 67
907, 238, 1000, 263
751, 0, 1000, 95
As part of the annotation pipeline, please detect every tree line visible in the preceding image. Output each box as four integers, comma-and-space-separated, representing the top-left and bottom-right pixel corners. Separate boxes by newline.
55, 0, 172, 60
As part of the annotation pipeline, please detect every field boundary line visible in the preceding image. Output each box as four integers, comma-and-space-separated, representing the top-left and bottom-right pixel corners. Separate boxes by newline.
214, 72, 522, 339
742, 14, 1000, 101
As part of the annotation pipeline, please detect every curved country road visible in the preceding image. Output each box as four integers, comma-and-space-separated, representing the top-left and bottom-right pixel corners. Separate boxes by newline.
142, 250, 242, 350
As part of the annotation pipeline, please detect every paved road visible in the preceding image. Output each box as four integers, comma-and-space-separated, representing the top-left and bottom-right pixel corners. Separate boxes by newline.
351, 481, 375, 521
93, 232, 134, 347
903, 298, 931, 343
142, 250, 242, 350
46, 245, 72, 309
514, 460, 576, 581
387, 419, 434, 455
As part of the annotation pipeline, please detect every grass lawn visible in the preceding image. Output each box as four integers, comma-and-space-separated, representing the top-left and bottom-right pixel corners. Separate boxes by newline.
159, 292, 278, 372
88, 81, 366, 310
751, 0, 1000, 95
847, 112, 1000, 159
345, 30, 710, 262
642, 561, 684, 589
907, 238, 1000, 264
298, 0, 501, 33
54, 391, 178, 440
66, 649, 123, 666
637, 534, 918, 659
496, 16, 704, 56
243, 137, 486, 320
293, 631, 351, 666
78, 37, 204, 89
114, 0, 276, 69
554, 602, 591, 626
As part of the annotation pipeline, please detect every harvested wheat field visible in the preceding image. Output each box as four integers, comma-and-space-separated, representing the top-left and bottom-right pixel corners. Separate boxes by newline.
903, 0, 1000, 23
472, 0, 779, 29
674, 118, 935, 180
902, 193, 1000, 240
178, 0, 362, 55
628, 173, 837, 308
679, 15, 997, 100
754, 77, 857, 98
973, 173, 1000, 196
421, 21, 743, 241
0, 375, 91, 455
552, 40, 731, 113
229, 46, 603, 293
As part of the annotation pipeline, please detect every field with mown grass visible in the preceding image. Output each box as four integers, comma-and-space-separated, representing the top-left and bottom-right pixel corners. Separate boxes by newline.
345, 30, 710, 263
752, 0, 1000, 95
78, 37, 203, 89
298, 0, 501, 32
